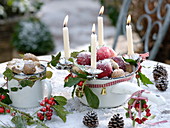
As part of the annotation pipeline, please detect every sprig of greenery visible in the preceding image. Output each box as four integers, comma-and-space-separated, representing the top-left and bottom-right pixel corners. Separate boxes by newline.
48, 52, 61, 67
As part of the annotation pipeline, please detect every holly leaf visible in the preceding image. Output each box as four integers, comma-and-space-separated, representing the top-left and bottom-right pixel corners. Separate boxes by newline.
11, 115, 27, 128
52, 105, 69, 122
49, 52, 61, 67
71, 50, 85, 58
11, 87, 18, 92
3, 68, 13, 81
46, 71, 53, 79
64, 77, 81, 87
19, 80, 34, 88
84, 86, 99, 109
138, 72, 153, 86
0, 87, 12, 104
53, 96, 67, 106
123, 57, 137, 66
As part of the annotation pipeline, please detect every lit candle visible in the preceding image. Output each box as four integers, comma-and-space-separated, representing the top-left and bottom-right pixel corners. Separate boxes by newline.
126, 15, 134, 55
98, 6, 104, 46
91, 24, 97, 69
63, 15, 70, 59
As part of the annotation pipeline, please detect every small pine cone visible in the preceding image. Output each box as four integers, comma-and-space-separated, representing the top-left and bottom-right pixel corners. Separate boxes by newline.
83, 111, 99, 128
155, 76, 169, 91
153, 64, 168, 81
108, 114, 124, 128
111, 69, 125, 78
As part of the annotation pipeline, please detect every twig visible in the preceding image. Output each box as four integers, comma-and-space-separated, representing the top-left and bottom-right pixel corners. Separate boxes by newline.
0, 101, 49, 128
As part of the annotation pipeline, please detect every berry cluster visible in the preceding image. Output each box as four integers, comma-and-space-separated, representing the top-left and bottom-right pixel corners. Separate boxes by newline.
64, 73, 84, 87
37, 97, 56, 121
126, 99, 152, 125
0, 94, 10, 114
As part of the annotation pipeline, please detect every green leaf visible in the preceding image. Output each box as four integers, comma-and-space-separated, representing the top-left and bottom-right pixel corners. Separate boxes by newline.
49, 52, 61, 67
53, 96, 67, 106
77, 72, 88, 79
3, 68, 13, 81
84, 86, 99, 109
123, 57, 137, 66
19, 80, 34, 88
0, 87, 12, 105
11, 115, 27, 128
19, 54, 24, 58
147, 115, 156, 120
52, 105, 69, 122
88, 45, 91, 52
138, 72, 153, 86
71, 50, 85, 58
64, 77, 81, 87
125, 112, 130, 118
11, 87, 18, 92
46, 71, 53, 79
68, 58, 74, 63
128, 98, 135, 105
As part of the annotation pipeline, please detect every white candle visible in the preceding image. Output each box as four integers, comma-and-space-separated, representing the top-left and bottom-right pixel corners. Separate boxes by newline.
63, 15, 70, 59
98, 6, 104, 46
91, 24, 97, 69
126, 15, 134, 55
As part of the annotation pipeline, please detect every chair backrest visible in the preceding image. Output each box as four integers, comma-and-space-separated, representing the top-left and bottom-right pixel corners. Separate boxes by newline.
112, 0, 170, 60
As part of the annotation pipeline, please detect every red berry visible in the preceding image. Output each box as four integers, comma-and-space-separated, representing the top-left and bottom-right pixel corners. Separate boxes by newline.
51, 101, 56, 105
39, 115, 44, 121
46, 105, 51, 110
138, 119, 143, 124
44, 97, 49, 103
37, 112, 43, 117
77, 81, 84, 86
135, 103, 139, 108
6, 109, 10, 113
142, 117, 148, 121
46, 112, 52, 117
135, 118, 140, 122
136, 74, 140, 79
11, 113, 16, 116
145, 109, 150, 113
143, 104, 148, 108
50, 97, 54, 101
40, 101, 45, 106
49, 109, 53, 112
0, 107, 5, 113
146, 112, 151, 117
0, 95, 6, 100
48, 100, 53, 105
46, 116, 51, 120
40, 107, 46, 112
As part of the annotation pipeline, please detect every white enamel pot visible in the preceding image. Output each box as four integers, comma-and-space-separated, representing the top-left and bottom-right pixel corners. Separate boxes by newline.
8, 65, 52, 108
79, 71, 165, 108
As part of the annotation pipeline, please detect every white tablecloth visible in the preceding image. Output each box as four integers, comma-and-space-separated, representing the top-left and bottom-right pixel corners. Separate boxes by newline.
0, 58, 170, 128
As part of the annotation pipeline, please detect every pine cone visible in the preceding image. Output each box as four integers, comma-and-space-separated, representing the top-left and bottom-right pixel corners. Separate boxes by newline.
155, 76, 169, 91
83, 111, 99, 128
108, 114, 124, 128
153, 64, 168, 81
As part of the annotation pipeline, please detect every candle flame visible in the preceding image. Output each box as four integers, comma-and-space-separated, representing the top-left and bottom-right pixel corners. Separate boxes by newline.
63, 15, 69, 27
127, 15, 131, 24
92, 24, 95, 33
99, 6, 104, 16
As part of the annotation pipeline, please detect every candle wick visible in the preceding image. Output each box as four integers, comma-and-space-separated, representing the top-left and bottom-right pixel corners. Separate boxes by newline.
127, 23, 130, 26
63, 24, 66, 27
92, 32, 95, 34
99, 13, 102, 16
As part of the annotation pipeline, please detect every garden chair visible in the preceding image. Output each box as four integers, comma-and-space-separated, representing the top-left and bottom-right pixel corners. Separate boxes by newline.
112, 0, 170, 60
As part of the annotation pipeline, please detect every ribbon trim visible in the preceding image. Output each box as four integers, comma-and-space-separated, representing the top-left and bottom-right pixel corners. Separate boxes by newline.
85, 75, 134, 88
